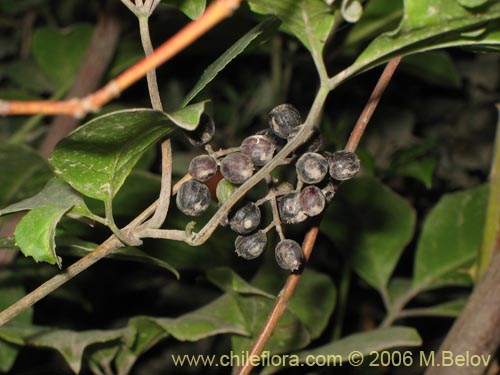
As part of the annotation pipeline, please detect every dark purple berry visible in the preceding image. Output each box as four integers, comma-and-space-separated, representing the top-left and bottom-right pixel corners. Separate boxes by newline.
300, 185, 326, 217
176, 180, 211, 216
288, 125, 322, 153
188, 155, 218, 182
235, 230, 267, 260
275, 239, 303, 271
296, 152, 328, 184
184, 113, 215, 146
229, 202, 261, 234
241, 135, 276, 166
328, 150, 360, 180
220, 152, 254, 185
278, 192, 307, 224
268, 104, 302, 139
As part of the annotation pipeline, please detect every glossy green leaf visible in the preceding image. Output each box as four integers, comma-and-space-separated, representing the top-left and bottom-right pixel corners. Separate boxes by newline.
161, 0, 206, 19
182, 17, 279, 106
0, 286, 32, 373
0, 325, 125, 374
0, 144, 52, 209
14, 205, 67, 266
248, 0, 335, 55
296, 327, 422, 362
413, 185, 488, 291
323, 177, 415, 291
349, 0, 500, 76
0, 178, 94, 220
50, 108, 181, 202
166, 100, 208, 130
31, 24, 93, 87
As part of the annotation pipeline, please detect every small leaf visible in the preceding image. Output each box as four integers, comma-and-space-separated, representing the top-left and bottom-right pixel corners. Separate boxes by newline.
0, 178, 94, 220
0, 144, 52, 209
50, 108, 181, 202
166, 100, 209, 130
31, 24, 93, 87
0, 286, 33, 373
248, 0, 335, 55
182, 17, 279, 106
14, 205, 68, 266
322, 177, 415, 291
296, 327, 422, 362
413, 185, 488, 291
161, 0, 206, 19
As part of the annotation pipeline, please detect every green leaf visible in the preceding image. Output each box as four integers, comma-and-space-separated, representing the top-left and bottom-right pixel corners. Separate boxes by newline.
0, 286, 33, 373
401, 51, 462, 88
182, 17, 279, 106
402, 298, 467, 318
4, 59, 55, 93
349, 0, 500, 76
166, 100, 208, 130
389, 141, 438, 188
296, 327, 422, 363
322, 177, 415, 291
161, 0, 206, 19
0, 143, 52, 209
0, 178, 94, 220
58, 237, 180, 279
31, 24, 93, 87
413, 184, 488, 291
456, 0, 489, 8
248, 0, 335, 55
14, 205, 68, 266
206, 267, 275, 298
0, 325, 125, 374
50, 108, 180, 202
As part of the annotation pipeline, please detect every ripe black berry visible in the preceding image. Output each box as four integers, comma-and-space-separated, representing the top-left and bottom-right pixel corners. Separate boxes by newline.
229, 201, 261, 234
188, 155, 218, 182
268, 104, 302, 139
288, 125, 322, 153
296, 152, 328, 184
176, 179, 211, 216
278, 192, 307, 224
184, 113, 215, 146
300, 185, 326, 217
240, 134, 276, 166
220, 152, 254, 185
235, 230, 267, 260
328, 150, 360, 180
275, 239, 303, 271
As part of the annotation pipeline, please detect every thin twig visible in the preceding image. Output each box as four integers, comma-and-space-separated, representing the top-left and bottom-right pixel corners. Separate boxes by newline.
236, 57, 402, 375
0, 0, 242, 117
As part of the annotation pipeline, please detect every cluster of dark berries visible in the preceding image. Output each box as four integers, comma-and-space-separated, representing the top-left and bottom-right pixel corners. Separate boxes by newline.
175, 104, 360, 272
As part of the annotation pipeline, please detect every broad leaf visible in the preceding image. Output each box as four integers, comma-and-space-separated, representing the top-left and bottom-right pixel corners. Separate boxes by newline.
14, 205, 68, 266
50, 106, 204, 202
413, 185, 488, 291
248, 0, 335, 55
0, 286, 32, 373
0, 143, 52, 209
31, 24, 93, 87
0, 178, 94, 220
182, 17, 279, 106
161, 0, 206, 19
0, 325, 125, 374
296, 327, 422, 362
323, 177, 415, 291
349, 0, 500, 76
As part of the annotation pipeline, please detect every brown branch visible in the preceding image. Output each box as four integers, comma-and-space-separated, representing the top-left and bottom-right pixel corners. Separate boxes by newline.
425, 244, 500, 375
236, 57, 402, 375
39, 1, 121, 157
